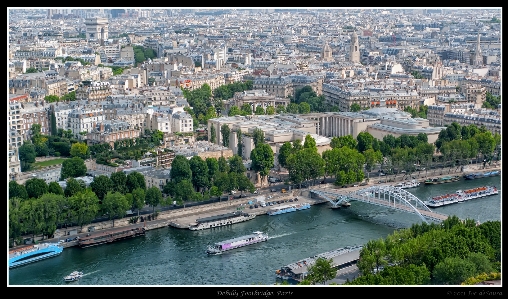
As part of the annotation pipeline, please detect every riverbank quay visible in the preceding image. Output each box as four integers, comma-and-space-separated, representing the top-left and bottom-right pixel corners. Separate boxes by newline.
367, 163, 500, 185
14, 191, 327, 250
11, 162, 499, 250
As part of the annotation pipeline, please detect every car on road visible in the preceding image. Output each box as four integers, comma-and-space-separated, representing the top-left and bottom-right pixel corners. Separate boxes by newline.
378, 180, 386, 184
353, 184, 358, 187
249, 205, 254, 209
379, 173, 386, 176
360, 182, 368, 186
320, 180, 326, 184
271, 189, 277, 192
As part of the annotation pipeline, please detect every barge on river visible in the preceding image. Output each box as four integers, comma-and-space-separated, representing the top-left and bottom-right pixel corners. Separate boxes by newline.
206, 231, 268, 255
9, 243, 63, 269
424, 175, 460, 185
275, 245, 363, 282
188, 211, 256, 231
78, 226, 146, 248
424, 186, 498, 208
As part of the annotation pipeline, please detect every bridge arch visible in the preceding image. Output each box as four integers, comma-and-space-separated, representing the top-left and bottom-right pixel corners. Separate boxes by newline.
311, 185, 449, 223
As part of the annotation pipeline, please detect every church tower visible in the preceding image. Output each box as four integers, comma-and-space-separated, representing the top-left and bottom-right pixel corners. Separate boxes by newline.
322, 41, 333, 62
473, 33, 483, 67
349, 32, 360, 63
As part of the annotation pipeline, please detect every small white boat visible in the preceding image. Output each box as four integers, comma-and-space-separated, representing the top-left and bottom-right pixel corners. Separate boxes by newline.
64, 271, 83, 282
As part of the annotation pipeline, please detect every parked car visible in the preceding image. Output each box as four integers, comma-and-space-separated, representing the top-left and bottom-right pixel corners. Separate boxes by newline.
353, 184, 359, 187
320, 180, 326, 184
289, 199, 294, 202
294, 198, 298, 201
250, 205, 254, 209
271, 189, 277, 192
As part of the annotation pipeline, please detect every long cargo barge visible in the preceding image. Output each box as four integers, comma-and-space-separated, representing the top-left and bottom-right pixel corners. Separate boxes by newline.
188, 211, 256, 230
78, 226, 146, 248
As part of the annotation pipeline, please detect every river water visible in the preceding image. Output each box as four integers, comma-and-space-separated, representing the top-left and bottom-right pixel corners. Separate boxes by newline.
8, 176, 501, 286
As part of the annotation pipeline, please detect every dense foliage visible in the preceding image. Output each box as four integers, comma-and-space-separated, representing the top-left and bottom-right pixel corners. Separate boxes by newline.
344, 217, 501, 285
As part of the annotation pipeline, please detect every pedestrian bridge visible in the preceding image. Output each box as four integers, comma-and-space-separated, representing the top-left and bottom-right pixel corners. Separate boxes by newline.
310, 185, 450, 223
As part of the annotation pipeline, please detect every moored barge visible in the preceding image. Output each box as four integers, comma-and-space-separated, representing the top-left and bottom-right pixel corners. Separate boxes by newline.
275, 245, 363, 282
188, 211, 256, 230
78, 226, 146, 248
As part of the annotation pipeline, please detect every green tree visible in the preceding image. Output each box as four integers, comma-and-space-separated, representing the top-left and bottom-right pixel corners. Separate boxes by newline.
363, 149, 383, 172
206, 157, 220, 186
102, 191, 130, 227
110, 171, 128, 194
25, 67, 39, 73
60, 157, 87, 180
356, 132, 374, 153
236, 129, 243, 157
305, 257, 337, 285
47, 181, 64, 195
237, 174, 255, 195
298, 102, 311, 114
64, 177, 83, 197
266, 106, 275, 115
221, 124, 231, 147
218, 156, 230, 173
126, 172, 146, 193
250, 143, 274, 187
240, 103, 252, 115
210, 125, 217, 143
50, 111, 57, 136
69, 189, 100, 229
25, 178, 48, 199
44, 95, 60, 103
70, 142, 89, 159
254, 105, 265, 115
145, 186, 163, 213
276, 105, 286, 114
173, 179, 196, 204
209, 185, 222, 198
277, 141, 293, 169
131, 188, 145, 216
252, 128, 265, 148
286, 103, 300, 114
9, 181, 29, 200
228, 106, 242, 116
189, 155, 209, 192
90, 175, 114, 201
432, 257, 477, 285
330, 135, 358, 150
18, 141, 36, 171
228, 155, 246, 174
9, 197, 24, 245
170, 155, 192, 184
350, 103, 361, 112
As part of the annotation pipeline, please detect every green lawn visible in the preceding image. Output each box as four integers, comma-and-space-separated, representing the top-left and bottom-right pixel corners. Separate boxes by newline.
33, 158, 67, 168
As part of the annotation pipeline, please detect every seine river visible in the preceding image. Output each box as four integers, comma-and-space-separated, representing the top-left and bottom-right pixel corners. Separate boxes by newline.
9, 176, 501, 286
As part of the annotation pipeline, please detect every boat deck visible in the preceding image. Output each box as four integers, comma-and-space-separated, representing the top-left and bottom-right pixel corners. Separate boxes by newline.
278, 246, 362, 280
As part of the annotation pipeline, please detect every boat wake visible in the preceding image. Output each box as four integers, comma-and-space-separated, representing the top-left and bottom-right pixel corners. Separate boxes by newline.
82, 270, 99, 277
268, 233, 293, 240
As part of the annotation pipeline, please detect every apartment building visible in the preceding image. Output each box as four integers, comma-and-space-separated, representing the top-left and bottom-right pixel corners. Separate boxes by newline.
86, 120, 141, 147
171, 111, 193, 133
75, 80, 112, 101
224, 89, 290, 114
443, 110, 501, 135
323, 83, 420, 111
68, 107, 105, 140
